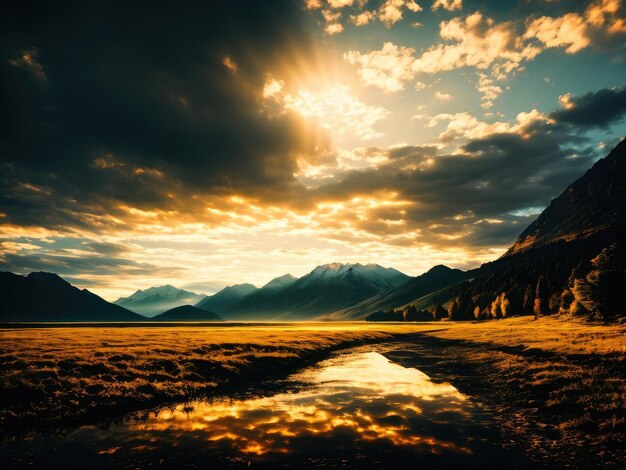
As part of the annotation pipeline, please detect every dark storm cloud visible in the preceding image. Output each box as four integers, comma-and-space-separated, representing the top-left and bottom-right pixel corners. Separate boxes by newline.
0, 1, 324, 229
550, 86, 626, 128
0, 251, 176, 278
314, 117, 612, 248
319, 129, 589, 221
80, 241, 131, 256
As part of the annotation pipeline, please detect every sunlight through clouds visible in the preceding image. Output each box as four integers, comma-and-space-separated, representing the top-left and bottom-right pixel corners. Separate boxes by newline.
264, 78, 390, 141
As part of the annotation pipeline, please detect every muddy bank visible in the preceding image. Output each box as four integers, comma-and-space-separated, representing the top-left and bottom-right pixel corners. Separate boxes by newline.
383, 335, 626, 469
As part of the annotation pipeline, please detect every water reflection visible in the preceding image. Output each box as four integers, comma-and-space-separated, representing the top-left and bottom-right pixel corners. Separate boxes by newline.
2, 349, 527, 468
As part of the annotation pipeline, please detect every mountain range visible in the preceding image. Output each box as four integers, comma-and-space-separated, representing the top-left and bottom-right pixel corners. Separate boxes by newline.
1, 139, 624, 322
0, 272, 143, 322
114, 285, 206, 317
323, 265, 468, 320
195, 283, 259, 316
196, 263, 410, 320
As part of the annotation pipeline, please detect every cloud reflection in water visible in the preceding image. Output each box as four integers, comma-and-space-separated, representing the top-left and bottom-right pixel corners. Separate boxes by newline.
2, 350, 523, 468
115, 351, 500, 467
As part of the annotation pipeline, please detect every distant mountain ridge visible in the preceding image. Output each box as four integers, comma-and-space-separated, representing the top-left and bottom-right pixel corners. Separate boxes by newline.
212, 263, 410, 320
324, 265, 469, 320
195, 283, 258, 315
0, 272, 143, 321
114, 285, 205, 317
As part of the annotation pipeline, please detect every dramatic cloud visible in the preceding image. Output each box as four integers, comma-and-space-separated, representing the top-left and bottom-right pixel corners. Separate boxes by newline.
265, 81, 390, 141
1, 2, 624, 296
378, 0, 423, 27
0, 1, 329, 232
525, 13, 590, 53
311, 0, 423, 31
434, 91, 453, 102
346, 2, 626, 98
418, 109, 550, 143
550, 86, 626, 127
525, 0, 626, 52
476, 73, 503, 109
345, 12, 542, 94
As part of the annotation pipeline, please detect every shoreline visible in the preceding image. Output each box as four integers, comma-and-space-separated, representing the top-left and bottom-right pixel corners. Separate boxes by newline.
393, 329, 625, 468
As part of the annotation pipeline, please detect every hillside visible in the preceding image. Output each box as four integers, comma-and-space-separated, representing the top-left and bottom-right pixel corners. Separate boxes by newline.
0, 272, 144, 322
324, 265, 468, 320
195, 283, 258, 315
227, 274, 298, 316
398, 139, 626, 322
152, 305, 222, 321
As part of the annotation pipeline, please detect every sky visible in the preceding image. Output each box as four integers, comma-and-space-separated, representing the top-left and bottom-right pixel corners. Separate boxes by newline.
1, 0, 626, 300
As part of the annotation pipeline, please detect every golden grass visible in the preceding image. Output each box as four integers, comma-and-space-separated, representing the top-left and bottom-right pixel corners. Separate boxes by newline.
420, 316, 626, 355
0, 324, 435, 436
1, 319, 624, 466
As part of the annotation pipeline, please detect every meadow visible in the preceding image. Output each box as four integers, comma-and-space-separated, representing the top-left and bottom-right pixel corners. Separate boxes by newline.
1, 318, 624, 466
0, 323, 434, 437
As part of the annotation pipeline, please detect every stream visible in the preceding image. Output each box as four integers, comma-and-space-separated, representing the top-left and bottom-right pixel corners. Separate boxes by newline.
2, 343, 532, 468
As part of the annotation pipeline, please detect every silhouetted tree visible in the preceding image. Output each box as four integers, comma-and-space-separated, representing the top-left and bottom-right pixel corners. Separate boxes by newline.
447, 299, 459, 320
534, 275, 548, 318
548, 292, 561, 313
490, 295, 499, 318
473, 305, 481, 320
402, 305, 418, 321
559, 289, 574, 314
431, 304, 447, 320
506, 288, 523, 316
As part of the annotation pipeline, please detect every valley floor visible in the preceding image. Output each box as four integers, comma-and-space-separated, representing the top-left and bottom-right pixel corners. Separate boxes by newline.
1, 318, 624, 467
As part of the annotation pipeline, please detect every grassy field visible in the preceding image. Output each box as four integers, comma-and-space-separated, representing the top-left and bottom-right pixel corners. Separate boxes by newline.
0, 323, 436, 437
1, 318, 624, 466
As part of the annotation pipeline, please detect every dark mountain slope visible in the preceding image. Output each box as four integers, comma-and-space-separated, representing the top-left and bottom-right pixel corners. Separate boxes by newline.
195, 283, 258, 315
324, 265, 469, 320
404, 139, 626, 321
506, 140, 626, 256
0, 272, 144, 321
152, 305, 222, 321
228, 274, 298, 316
